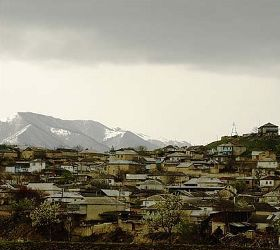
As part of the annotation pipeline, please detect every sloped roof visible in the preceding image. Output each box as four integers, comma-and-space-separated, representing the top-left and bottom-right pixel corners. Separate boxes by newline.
46, 192, 84, 199
108, 160, 143, 165
259, 123, 278, 128
253, 202, 278, 212
101, 189, 132, 197
261, 176, 280, 181
139, 179, 164, 186
249, 214, 277, 224
116, 149, 138, 155
27, 183, 61, 191
81, 196, 125, 205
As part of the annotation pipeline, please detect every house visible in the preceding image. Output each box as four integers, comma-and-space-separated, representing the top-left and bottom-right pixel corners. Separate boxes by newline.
168, 177, 225, 192
261, 187, 280, 205
101, 189, 132, 201
252, 160, 279, 177
29, 159, 46, 172
6, 160, 46, 173
27, 183, 62, 195
141, 194, 166, 208
252, 151, 277, 161
105, 160, 144, 176
186, 177, 225, 188
166, 152, 188, 162
0, 184, 15, 205
125, 174, 148, 186
61, 165, 78, 174
20, 147, 45, 160
143, 157, 157, 171
249, 203, 279, 231
69, 196, 127, 221
253, 202, 278, 216
5, 161, 30, 173
210, 203, 254, 235
217, 143, 246, 157
235, 177, 258, 190
92, 174, 116, 186
176, 160, 217, 176
46, 192, 85, 203
136, 179, 165, 191
185, 146, 205, 160
260, 176, 280, 191
148, 172, 188, 185
0, 149, 18, 160
249, 214, 278, 231
58, 148, 79, 159
258, 123, 279, 136
112, 149, 139, 161
162, 161, 179, 172
78, 150, 108, 161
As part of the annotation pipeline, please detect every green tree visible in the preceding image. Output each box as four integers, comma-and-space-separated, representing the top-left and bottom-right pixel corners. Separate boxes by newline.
11, 198, 35, 222
177, 219, 201, 243
233, 180, 247, 193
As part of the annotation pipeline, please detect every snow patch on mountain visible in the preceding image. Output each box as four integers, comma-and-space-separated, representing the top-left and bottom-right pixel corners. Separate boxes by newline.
104, 128, 125, 141
136, 133, 151, 141
2, 124, 31, 144
0, 112, 191, 151
50, 128, 71, 137
0, 113, 19, 123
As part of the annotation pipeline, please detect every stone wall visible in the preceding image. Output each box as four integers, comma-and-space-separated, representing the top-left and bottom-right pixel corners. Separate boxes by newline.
0, 242, 276, 250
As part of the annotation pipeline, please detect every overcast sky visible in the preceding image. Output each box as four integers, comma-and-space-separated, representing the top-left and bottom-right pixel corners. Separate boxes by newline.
1, 0, 280, 145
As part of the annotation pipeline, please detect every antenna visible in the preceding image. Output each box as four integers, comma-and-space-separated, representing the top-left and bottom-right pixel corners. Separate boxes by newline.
231, 122, 238, 136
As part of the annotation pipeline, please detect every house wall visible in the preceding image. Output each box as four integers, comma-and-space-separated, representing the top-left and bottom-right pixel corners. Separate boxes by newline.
257, 161, 278, 169
106, 164, 141, 176
21, 150, 34, 160
256, 223, 270, 231
82, 203, 126, 221
260, 180, 274, 188
29, 161, 46, 173
1, 152, 18, 159
137, 181, 165, 191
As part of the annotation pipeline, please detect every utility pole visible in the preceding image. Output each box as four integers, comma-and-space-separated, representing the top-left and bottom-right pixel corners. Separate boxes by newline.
231, 122, 238, 137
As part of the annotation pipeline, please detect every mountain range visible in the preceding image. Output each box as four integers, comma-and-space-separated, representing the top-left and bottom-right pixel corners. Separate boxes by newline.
0, 112, 191, 152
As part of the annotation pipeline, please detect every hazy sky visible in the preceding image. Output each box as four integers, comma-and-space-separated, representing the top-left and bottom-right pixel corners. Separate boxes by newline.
1, 0, 280, 145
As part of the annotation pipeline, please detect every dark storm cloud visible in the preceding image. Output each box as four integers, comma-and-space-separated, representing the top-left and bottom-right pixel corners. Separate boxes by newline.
1, 0, 280, 70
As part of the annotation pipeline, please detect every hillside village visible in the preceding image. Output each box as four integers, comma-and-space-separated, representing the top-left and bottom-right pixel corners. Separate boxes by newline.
1, 122, 280, 246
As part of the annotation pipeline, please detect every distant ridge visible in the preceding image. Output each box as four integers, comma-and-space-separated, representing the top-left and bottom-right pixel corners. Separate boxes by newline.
0, 112, 191, 152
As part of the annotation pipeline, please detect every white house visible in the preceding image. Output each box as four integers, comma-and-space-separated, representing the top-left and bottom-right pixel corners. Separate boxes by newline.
29, 159, 46, 173
61, 165, 78, 174
5, 160, 46, 174
5, 162, 30, 173
260, 176, 280, 189
257, 161, 278, 169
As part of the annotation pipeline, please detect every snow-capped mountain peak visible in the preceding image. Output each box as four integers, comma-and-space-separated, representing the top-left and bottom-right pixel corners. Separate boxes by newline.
0, 112, 191, 151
